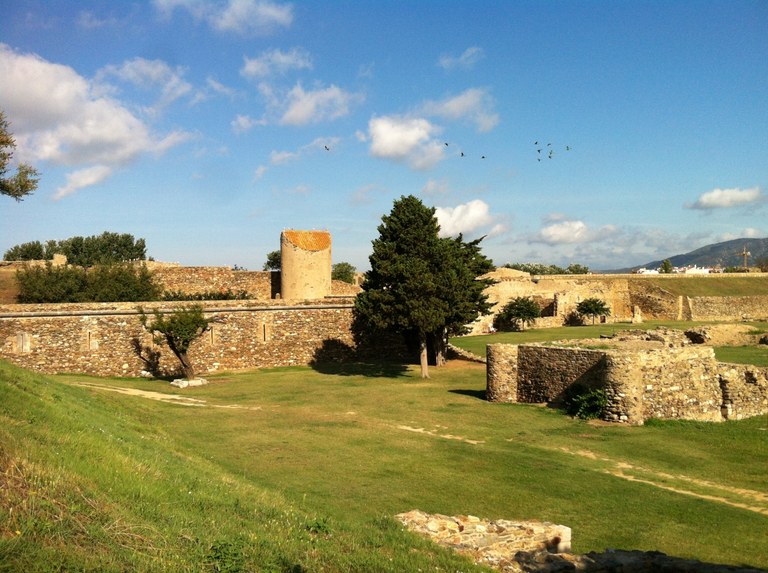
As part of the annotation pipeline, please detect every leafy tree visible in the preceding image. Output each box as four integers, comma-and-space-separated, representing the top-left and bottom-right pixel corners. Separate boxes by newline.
576, 297, 611, 325
4, 240, 46, 261
565, 263, 590, 275
355, 195, 493, 377
493, 296, 541, 331
1, 110, 39, 201
4, 232, 147, 265
263, 250, 281, 271
332, 262, 357, 284
659, 259, 673, 274
139, 305, 213, 380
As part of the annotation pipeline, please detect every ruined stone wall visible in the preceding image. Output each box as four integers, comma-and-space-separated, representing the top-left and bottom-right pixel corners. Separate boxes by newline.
486, 342, 768, 424
517, 346, 606, 404
688, 296, 768, 321
718, 364, 768, 421
0, 299, 359, 377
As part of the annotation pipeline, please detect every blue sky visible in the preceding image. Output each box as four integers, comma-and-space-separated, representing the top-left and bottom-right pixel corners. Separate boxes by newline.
1, 1, 766, 271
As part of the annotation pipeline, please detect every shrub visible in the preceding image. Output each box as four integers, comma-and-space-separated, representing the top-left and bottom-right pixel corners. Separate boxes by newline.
162, 289, 251, 301
16, 262, 161, 303
563, 384, 608, 420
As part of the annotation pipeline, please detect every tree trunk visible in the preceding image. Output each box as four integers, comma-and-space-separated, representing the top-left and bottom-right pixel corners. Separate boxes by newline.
167, 337, 196, 379
419, 333, 430, 378
433, 327, 448, 367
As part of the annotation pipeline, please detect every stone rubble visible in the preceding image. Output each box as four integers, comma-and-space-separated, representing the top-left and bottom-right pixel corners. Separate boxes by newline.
396, 510, 766, 573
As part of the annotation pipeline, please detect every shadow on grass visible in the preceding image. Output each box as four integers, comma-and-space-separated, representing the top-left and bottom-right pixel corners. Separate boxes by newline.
309, 339, 411, 378
449, 388, 487, 401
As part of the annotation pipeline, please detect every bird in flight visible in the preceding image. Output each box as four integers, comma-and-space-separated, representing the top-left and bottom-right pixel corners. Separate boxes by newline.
324, 145, 330, 151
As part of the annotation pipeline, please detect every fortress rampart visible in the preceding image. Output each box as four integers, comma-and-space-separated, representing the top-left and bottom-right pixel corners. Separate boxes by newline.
0, 299, 359, 377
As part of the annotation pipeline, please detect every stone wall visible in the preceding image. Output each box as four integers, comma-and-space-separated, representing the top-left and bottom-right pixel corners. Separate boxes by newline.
0, 299, 362, 377
517, 346, 606, 404
688, 295, 768, 321
486, 335, 768, 424
152, 266, 277, 299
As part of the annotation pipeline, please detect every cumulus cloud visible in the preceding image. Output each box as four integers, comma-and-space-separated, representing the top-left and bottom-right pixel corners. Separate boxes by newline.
279, 83, 361, 125
438, 46, 484, 70
153, 0, 292, 36
241, 47, 312, 78
0, 44, 191, 197
687, 186, 763, 210
368, 115, 445, 170
531, 214, 618, 245
435, 199, 503, 238
421, 88, 498, 132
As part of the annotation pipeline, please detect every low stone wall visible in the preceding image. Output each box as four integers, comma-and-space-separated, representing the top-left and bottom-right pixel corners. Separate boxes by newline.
0, 299, 362, 377
688, 295, 768, 321
486, 333, 768, 424
152, 266, 277, 299
517, 346, 606, 404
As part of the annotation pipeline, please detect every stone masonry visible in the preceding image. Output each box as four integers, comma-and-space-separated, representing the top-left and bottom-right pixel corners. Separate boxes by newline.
486, 328, 768, 424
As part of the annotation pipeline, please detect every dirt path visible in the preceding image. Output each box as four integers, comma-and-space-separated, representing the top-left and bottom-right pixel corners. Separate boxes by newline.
72, 382, 263, 410
560, 447, 768, 516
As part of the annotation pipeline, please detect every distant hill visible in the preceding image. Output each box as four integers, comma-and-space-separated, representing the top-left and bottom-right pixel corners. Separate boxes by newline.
607, 237, 768, 273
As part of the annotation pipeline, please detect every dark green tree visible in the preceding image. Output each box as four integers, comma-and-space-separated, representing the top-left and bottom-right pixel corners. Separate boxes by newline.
430, 234, 494, 364
493, 296, 541, 331
263, 250, 281, 271
659, 259, 673, 274
332, 262, 357, 284
575, 297, 611, 325
355, 195, 493, 377
1, 110, 39, 201
138, 305, 213, 379
4, 240, 45, 261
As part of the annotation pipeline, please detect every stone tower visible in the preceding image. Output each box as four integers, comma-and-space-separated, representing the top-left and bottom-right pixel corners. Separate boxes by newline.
280, 230, 332, 300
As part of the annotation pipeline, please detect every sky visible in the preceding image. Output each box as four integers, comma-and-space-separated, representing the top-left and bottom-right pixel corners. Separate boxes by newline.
1, 0, 766, 272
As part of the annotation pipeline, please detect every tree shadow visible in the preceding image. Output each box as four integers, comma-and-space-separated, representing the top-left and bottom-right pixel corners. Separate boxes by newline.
309, 338, 410, 378
449, 388, 487, 401
130, 337, 180, 380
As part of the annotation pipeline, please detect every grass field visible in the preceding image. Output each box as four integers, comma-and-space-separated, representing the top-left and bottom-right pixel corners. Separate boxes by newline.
642, 275, 768, 297
2, 351, 767, 572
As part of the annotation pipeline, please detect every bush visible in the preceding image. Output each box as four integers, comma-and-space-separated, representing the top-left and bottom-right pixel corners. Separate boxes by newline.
16, 262, 161, 303
563, 384, 608, 420
162, 289, 251, 301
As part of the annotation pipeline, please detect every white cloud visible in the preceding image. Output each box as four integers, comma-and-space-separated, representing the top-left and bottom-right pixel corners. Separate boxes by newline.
231, 114, 266, 133
435, 199, 498, 238
270, 150, 298, 165
280, 83, 361, 125
368, 115, 445, 170
153, 0, 292, 36
253, 165, 268, 180
0, 44, 191, 196
77, 10, 118, 29
531, 214, 618, 245
241, 48, 312, 78
97, 57, 193, 110
687, 186, 763, 210
54, 165, 113, 199
438, 46, 484, 70
421, 178, 449, 196
421, 88, 499, 133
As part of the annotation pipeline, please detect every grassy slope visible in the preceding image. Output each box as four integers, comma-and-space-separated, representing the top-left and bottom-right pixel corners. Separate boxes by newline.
642, 276, 768, 297
13, 360, 763, 571
0, 361, 489, 573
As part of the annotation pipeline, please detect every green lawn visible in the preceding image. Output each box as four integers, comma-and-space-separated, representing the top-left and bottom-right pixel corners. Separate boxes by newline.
3, 356, 766, 572
643, 276, 768, 297
452, 320, 768, 358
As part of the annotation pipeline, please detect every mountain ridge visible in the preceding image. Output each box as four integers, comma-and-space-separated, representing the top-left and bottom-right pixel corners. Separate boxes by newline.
604, 237, 768, 273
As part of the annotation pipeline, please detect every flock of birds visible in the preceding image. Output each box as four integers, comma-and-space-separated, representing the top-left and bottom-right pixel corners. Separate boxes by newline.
322, 141, 571, 162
